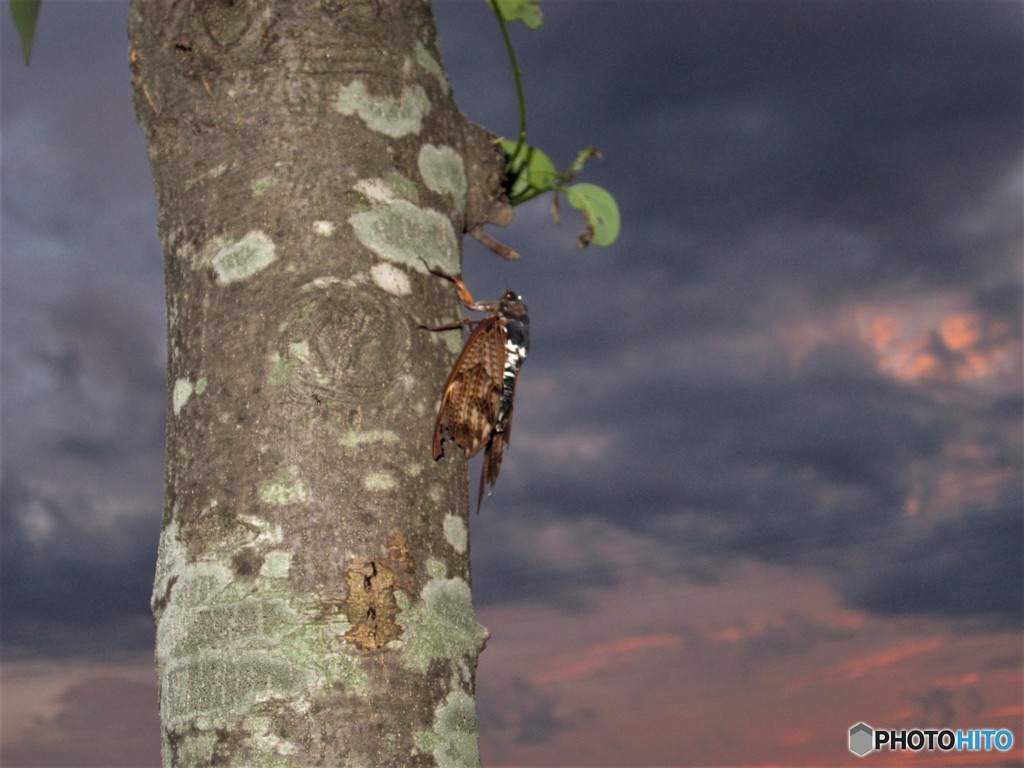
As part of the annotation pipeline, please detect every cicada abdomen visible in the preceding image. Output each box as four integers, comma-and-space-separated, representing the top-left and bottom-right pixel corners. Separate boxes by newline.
423, 271, 529, 511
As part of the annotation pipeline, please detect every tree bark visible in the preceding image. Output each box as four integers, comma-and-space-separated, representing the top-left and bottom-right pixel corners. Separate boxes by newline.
128, 2, 510, 765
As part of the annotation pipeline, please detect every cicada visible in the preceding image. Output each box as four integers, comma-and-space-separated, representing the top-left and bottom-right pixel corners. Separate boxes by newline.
423, 270, 529, 511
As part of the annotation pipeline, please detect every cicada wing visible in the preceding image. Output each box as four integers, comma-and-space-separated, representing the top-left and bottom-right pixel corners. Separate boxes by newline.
432, 317, 506, 460
477, 419, 508, 512
476, 365, 522, 512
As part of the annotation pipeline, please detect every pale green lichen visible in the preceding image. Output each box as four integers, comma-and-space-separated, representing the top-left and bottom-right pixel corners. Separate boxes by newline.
363, 471, 397, 491
268, 353, 296, 386
249, 715, 300, 759
414, 41, 450, 94
260, 551, 292, 579
395, 590, 412, 612
331, 640, 368, 693
443, 516, 467, 555
288, 340, 312, 360
418, 144, 466, 214
252, 175, 279, 196
354, 175, 419, 206
370, 262, 412, 296
354, 178, 402, 205
455, 660, 473, 687
167, 720, 301, 768
333, 81, 429, 138
386, 170, 420, 203
313, 220, 336, 236
259, 468, 308, 506
154, 522, 370, 743
285, 340, 330, 387
153, 516, 372, 767
206, 230, 277, 285
398, 576, 488, 674
349, 200, 458, 274
340, 430, 400, 448
428, 485, 444, 503
163, 651, 314, 728
153, 517, 187, 613
176, 598, 298, 657
413, 690, 480, 768
300, 276, 344, 292
427, 557, 447, 580
169, 730, 220, 767
172, 378, 194, 416
194, 377, 208, 395
154, 551, 315, 728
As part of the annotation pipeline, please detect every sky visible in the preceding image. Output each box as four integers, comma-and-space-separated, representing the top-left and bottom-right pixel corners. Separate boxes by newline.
1, 1, 1021, 766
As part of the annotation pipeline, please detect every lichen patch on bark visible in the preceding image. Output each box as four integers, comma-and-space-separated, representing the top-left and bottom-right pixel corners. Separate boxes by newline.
251, 175, 279, 196
413, 689, 481, 768
339, 429, 400, 448
258, 467, 308, 505
370, 262, 412, 296
333, 81, 430, 138
418, 144, 466, 214
442, 515, 467, 554
202, 230, 277, 285
155, 554, 313, 728
363, 471, 397, 491
154, 522, 368, 760
414, 41, 450, 94
397, 576, 488, 674
172, 378, 194, 416
349, 199, 458, 273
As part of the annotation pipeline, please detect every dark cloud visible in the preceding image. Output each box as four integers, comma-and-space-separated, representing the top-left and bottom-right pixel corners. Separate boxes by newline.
904, 685, 985, 728
449, 0, 1022, 310
0, 0, 1019, 674
453, 0, 1023, 624
2, 0, 165, 658
0, 3, 1020, 766
0, 474, 159, 659
505, 366, 939, 536
472, 551, 618, 610
479, 676, 596, 746
838, 500, 1023, 626
1, 284, 164, 662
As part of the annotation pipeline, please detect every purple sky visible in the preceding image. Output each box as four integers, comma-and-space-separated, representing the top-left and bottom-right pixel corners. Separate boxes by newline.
2, 2, 1022, 766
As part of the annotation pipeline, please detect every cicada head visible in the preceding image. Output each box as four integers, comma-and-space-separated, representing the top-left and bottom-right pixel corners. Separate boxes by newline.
498, 292, 530, 356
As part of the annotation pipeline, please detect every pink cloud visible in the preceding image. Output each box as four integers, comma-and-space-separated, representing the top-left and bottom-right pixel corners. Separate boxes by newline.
1, 660, 160, 767
530, 632, 685, 686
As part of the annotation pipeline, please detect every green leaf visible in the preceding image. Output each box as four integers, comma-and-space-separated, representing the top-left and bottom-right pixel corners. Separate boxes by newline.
9, 0, 42, 65
500, 139, 559, 200
565, 183, 621, 248
488, 0, 543, 29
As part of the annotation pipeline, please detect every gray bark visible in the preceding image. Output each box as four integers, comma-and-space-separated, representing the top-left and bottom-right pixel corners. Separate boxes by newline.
128, 2, 511, 765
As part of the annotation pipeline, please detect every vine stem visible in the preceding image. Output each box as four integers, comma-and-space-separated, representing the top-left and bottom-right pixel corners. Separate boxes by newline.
493, 6, 529, 169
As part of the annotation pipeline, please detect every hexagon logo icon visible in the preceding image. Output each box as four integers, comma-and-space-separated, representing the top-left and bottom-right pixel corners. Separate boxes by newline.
849, 722, 874, 757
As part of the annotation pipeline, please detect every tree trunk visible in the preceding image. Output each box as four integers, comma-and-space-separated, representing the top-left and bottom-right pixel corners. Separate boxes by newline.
128, 2, 510, 765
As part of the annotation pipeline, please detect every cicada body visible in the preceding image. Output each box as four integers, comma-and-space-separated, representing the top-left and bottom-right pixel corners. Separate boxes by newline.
424, 271, 529, 511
